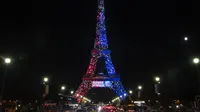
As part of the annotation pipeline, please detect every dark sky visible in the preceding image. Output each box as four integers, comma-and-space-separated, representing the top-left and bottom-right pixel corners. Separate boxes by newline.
0, 0, 200, 101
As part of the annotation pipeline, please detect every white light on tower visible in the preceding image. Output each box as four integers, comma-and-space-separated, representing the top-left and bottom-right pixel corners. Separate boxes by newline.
4, 58, 11, 64
193, 58, 200, 64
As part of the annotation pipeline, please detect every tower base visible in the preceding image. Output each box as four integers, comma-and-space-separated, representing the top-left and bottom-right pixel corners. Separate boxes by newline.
74, 79, 127, 103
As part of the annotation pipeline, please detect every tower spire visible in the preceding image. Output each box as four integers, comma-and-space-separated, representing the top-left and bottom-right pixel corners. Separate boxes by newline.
94, 0, 108, 50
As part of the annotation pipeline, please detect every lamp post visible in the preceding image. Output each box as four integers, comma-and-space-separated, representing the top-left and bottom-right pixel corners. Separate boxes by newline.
137, 85, 142, 100
60, 85, 66, 96
0, 57, 12, 101
137, 85, 143, 112
154, 76, 162, 107
128, 90, 133, 102
193, 57, 200, 93
154, 76, 161, 95
43, 77, 49, 98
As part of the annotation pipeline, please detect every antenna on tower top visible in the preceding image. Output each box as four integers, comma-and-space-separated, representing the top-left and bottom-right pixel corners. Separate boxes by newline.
94, 0, 108, 50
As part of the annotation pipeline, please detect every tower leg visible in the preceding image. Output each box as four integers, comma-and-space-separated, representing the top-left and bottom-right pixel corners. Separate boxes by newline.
112, 81, 127, 100
74, 80, 92, 103
86, 57, 97, 75
104, 55, 116, 75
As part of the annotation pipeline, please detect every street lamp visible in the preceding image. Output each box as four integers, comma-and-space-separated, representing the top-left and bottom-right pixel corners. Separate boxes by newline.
137, 85, 142, 100
0, 57, 12, 101
4, 58, 11, 64
154, 76, 161, 96
193, 58, 200, 64
184, 37, 188, 41
43, 77, 49, 99
193, 57, 200, 94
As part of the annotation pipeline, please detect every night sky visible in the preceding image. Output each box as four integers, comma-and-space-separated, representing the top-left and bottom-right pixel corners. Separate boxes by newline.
0, 0, 200, 102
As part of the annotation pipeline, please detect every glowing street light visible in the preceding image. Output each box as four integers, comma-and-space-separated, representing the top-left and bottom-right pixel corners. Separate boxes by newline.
154, 76, 161, 95
155, 77, 160, 82
193, 57, 200, 93
70, 90, 74, 95
129, 90, 133, 94
43, 77, 49, 83
138, 85, 142, 90
61, 86, 66, 90
193, 58, 200, 64
137, 85, 142, 99
42, 77, 49, 97
184, 37, 188, 41
0, 57, 12, 101
155, 85, 161, 95
4, 58, 11, 64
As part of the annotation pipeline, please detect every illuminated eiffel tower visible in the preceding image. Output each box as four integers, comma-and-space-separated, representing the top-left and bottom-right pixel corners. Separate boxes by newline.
74, 0, 127, 102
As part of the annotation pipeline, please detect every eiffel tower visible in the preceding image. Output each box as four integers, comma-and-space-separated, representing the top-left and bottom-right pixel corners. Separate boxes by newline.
74, 0, 127, 102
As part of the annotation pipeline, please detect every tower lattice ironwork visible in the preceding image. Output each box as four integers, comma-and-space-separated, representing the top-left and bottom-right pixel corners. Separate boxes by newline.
74, 0, 127, 102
